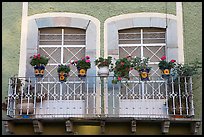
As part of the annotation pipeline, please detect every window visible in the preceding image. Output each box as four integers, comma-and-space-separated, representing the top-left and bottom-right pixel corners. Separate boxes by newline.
38, 27, 86, 80
119, 27, 166, 79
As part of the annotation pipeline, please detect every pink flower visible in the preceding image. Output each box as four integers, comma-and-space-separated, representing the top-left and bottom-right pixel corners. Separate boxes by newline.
81, 57, 85, 60
33, 55, 37, 59
85, 56, 90, 59
161, 56, 166, 61
130, 67, 133, 70
118, 77, 122, 81
120, 62, 125, 66
86, 60, 90, 63
170, 59, 176, 63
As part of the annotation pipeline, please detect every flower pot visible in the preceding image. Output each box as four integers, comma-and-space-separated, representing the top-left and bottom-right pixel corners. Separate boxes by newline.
34, 65, 45, 78
58, 72, 68, 82
172, 115, 185, 118
77, 68, 87, 77
17, 99, 34, 114
161, 68, 171, 79
139, 69, 150, 81
98, 66, 109, 77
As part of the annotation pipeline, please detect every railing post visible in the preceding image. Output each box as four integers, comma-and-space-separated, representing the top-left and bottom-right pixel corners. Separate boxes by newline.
103, 77, 108, 116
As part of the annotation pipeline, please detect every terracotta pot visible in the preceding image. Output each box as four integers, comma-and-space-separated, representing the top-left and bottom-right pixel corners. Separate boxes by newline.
98, 66, 109, 77
172, 115, 185, 118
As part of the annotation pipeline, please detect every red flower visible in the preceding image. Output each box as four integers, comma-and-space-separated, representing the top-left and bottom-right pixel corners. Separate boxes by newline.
120, 62, 125, 66
161, 56, 166, 60
33, 55, 37, 59
170, 59, 176, 63
118, 77, 122, 81
37, 54, 41, 57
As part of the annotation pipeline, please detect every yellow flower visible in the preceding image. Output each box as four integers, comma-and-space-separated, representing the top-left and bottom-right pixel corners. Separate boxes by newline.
79, 69, 86, 76
59, 75, 65, 81
163, 69, 170, 75
40, 69, 44, 75
35, 69, 39, 75
141, 72, 148, 78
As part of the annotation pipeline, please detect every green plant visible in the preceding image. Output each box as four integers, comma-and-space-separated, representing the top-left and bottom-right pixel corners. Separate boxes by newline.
173, 60, 202, 77
94, 56, 112, 68
132, 56, 151, 71
57, 64, 71, 73
71, 56, 91, 70
30, 53, 49, 66
158, 56, 176, 70
111, 57, 132, 84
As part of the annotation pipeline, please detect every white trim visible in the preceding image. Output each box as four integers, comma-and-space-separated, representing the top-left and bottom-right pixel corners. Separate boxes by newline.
105, 12, 177, 23
119, 43, 166, 47
39, 45, 85, 48
18, 2, 28, 77
176, 2, 184, 64
61, 29, 64, 64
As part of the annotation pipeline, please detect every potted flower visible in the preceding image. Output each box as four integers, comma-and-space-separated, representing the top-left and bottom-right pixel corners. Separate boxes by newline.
30, 53, 49, 77
57, 64, 71, 82
94, 56, 112, 77
111, 56, 132, 84
158, 56, 176, 79
71, 56, 91, 77
132, 57, 151, 81
173, 60, 202, 77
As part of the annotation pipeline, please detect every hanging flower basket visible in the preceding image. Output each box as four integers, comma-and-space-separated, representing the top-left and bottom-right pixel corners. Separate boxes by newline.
95, 56, 112, 77
30, 54, 49, 78
57, 64, 70, 82
34, 65, 45, 78
98, 66, 109, 77
71, 56, 91, 78
139, 68, 150, 81
132, 56, 151, 81
158, 56, 176, 79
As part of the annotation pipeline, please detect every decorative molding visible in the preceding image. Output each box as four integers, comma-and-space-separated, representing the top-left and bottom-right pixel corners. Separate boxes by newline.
33, 120, 43, 134
161, 121, 170, 134
100, 120, 105, 134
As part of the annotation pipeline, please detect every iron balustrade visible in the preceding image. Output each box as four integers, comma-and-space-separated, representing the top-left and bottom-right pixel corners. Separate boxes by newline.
6, 76, 195, 119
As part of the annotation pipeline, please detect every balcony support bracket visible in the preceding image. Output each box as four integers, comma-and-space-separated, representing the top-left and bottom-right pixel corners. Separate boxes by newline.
191, 121, 201, 135
3, 121, 14, 134
33, 120, 43, 134
65, 120, 73, 133
161, 121, 170, 134
100, 120, 105, 134
131, 120, 137, 133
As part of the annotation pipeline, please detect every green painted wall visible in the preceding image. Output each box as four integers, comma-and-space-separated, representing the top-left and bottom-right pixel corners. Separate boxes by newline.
2, 2, 202, 135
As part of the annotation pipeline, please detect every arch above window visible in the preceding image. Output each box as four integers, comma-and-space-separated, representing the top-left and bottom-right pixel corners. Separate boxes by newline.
104, 12, 179, 63
22, 12, 100, 77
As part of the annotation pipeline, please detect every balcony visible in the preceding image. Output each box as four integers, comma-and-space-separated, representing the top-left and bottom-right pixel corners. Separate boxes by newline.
5, 76, 195, 119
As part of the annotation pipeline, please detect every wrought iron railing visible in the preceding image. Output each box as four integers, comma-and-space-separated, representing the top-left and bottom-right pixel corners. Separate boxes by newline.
5, 76, 195, 119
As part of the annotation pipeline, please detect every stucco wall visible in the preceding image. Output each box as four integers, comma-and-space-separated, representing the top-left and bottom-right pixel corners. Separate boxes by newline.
2, 2, 202, 135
